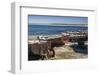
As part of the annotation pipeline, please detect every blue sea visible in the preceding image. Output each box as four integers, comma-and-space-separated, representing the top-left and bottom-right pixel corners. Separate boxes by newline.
28, 25, 88, 35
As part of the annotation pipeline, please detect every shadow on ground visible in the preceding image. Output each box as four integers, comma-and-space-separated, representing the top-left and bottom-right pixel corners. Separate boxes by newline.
70, 45, 88, 54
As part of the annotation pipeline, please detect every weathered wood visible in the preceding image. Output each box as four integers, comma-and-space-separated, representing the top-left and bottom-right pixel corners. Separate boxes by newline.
47, 36, 69, 48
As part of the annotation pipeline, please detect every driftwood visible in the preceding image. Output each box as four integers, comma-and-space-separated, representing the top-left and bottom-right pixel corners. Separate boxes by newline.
47, 36, 69, 48
31, 42, 48, 55
28, 36, 69, 60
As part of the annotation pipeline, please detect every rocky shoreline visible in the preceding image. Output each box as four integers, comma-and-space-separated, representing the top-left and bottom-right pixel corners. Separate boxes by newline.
28, 33, 88, 60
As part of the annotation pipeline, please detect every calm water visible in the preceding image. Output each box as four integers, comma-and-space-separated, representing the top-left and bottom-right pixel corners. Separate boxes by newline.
28, 25, 88, 35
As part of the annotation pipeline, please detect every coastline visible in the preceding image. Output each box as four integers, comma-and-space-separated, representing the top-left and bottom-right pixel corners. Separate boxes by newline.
28, 34, 62, 41
28, 33, 88, 60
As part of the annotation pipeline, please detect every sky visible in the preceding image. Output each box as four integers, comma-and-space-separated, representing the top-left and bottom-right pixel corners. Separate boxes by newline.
28, 15, 88, 25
